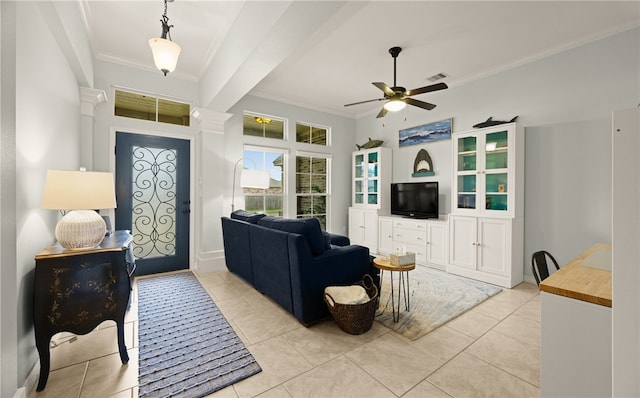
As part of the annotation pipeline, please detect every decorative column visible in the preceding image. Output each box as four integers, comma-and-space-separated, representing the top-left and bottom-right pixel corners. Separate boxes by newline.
190, 107, 232, 271
79, 87, 107, 170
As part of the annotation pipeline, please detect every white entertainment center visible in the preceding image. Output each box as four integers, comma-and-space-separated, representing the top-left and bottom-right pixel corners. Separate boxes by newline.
349, 123, 524, 288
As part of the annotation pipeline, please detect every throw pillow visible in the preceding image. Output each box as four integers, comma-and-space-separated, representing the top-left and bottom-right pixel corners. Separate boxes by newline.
230, 210, 266, 224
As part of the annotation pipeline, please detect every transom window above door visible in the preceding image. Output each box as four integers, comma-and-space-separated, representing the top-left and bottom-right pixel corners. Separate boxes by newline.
114, 89, 190, 126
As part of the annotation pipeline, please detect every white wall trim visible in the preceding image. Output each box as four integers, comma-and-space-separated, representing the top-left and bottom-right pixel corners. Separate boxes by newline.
79, 86, 107, 117
191, 107, 232, 135
196, 249, 226, 272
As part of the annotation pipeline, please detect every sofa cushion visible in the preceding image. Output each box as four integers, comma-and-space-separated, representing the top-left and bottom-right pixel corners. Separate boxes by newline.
258, 216, 325, 256
230, 210, 266, 224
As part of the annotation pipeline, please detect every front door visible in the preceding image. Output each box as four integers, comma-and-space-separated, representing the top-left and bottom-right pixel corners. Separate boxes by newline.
115, 131, 190, 275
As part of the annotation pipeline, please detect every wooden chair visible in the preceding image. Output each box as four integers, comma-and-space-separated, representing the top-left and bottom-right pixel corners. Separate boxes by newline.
531, 250, 560, 285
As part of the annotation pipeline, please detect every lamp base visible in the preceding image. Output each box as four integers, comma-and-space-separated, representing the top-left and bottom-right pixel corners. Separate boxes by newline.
55, 210, 106, 250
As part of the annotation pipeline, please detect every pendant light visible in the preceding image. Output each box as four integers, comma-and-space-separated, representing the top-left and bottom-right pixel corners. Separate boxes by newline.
148, 0, 181, 76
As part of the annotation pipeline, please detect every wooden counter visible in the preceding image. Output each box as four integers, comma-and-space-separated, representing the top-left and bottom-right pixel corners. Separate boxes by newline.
539, 243, 612, 307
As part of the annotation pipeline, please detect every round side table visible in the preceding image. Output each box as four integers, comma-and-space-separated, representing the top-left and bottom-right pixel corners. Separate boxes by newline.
373, 257, 415, 322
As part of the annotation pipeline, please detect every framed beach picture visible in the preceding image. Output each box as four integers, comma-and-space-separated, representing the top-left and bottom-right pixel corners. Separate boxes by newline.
399, 118, 452, 147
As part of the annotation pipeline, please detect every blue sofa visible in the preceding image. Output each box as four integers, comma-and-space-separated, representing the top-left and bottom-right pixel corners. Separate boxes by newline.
221, 210, 378, 325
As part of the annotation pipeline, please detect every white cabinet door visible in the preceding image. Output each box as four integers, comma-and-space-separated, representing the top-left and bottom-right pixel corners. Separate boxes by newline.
351, 147, 392, 211
452, 123, 523, 218
378, 217, 393, 255
348, 207, 365, 244
362, 210, 378, 251
449, 216, 477, 269
427, 221, 447, 267
477, 217, 510, 277
348, 207, 378, 252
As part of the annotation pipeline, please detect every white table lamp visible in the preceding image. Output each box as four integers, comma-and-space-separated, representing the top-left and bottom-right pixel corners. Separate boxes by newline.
42, 170, 117, 249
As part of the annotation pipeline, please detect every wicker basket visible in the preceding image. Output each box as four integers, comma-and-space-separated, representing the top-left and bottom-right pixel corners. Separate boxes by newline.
323, 274, 378, 335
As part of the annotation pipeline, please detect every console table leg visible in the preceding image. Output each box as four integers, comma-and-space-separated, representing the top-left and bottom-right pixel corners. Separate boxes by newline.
35, 335, 51, 391
116, 321, 129, 364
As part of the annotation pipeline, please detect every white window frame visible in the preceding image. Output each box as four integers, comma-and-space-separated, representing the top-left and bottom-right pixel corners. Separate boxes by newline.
295, 120, 331, 146
112, 86, 192, 126
243, 111, 288, 141
243, 145, 289, 217
295, 150, 331, 230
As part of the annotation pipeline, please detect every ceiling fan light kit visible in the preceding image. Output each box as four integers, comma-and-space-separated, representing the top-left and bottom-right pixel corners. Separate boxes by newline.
383, 98, 406, 112
345, 46, 448, 118
149, 0, 181, 76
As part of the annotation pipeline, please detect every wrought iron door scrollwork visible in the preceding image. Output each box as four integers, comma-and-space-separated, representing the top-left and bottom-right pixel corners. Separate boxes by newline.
131, 146, 177, 259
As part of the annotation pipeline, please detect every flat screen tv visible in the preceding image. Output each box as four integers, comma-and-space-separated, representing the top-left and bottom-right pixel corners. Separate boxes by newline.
391, 182, 439, 219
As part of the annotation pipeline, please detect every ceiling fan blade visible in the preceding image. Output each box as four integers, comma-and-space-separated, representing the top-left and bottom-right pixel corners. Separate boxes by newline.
406, 82, 448, 97
376, 107, 388, 118
405, 97, 436, 111
344, 98, 385, 107
372, 82, 395, 97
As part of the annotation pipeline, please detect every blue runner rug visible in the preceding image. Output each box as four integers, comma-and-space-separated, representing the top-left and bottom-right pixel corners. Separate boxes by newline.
137, 272, 261, 398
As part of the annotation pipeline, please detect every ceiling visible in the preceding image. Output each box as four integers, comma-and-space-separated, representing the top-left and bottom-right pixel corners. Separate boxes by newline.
80, 1, 640, 118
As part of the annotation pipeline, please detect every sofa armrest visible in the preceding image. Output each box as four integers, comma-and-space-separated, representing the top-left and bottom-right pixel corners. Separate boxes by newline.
288, 235, 374, 324
324, 231, 350, 247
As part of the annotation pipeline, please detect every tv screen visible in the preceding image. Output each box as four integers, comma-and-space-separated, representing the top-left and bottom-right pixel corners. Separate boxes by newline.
391, 182, 439, 219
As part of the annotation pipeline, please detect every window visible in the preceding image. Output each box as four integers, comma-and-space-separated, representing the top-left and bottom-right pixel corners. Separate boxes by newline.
296, 153, 329, 229
114, 89, 190, 126
243, 113, 285, 140
243, 147, 286, 217
296, 122, 328, 146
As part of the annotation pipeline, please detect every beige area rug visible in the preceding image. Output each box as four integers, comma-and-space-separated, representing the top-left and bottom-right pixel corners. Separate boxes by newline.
375, 266, 502, 340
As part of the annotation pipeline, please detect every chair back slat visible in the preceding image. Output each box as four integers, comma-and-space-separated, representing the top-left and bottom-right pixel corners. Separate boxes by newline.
531, 250, 560, 286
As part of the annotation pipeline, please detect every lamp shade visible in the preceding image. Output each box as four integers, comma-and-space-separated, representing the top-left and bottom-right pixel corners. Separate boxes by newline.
240, 169, 271, 189
148, 38, 181, 76
42, 170, 116, 210
383, 99, 406, 112
42, 170, 117, 249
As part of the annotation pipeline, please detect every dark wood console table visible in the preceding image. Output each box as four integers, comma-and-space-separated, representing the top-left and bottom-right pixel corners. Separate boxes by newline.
33, 230, 134, 391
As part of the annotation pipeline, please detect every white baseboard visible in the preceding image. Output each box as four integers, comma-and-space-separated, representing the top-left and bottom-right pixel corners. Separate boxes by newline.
196, 249, 227, 272
14, 360, 39, 398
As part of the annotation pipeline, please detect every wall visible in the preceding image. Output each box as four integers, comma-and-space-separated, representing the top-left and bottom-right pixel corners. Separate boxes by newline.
0, 1, 86, 394
355, 27, 639, 280
0, 2, 18, 396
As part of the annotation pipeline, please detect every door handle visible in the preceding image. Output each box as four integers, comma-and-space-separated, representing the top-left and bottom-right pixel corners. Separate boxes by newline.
182, 199, 191, 214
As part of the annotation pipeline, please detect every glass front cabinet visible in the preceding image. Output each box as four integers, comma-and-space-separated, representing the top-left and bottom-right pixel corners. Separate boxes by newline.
452, 123, 524, 218
351, 147, 391, 210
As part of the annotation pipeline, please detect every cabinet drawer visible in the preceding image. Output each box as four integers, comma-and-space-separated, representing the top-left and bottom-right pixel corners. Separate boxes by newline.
393, 219, 427, 231
393, 228, 426, 245
392, 219, 426, 231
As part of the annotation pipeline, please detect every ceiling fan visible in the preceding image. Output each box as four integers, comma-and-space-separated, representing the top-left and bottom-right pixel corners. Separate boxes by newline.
344, 46, 448, 118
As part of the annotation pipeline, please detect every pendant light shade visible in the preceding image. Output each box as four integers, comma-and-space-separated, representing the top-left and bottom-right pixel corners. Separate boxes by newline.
149, 0, 180, 76
149, 37, 181, 76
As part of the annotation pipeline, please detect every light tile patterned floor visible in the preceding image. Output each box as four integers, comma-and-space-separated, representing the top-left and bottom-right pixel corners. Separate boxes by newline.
29, 267, 540, 398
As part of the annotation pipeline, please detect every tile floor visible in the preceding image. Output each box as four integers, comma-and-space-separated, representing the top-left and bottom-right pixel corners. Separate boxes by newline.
29, 267, 540, 398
